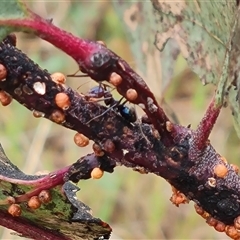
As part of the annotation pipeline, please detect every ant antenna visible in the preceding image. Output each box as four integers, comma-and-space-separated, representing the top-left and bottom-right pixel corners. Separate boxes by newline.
77, 81, 91, 91
136, 116, 150, 144
68, 74, 89, 77
67, 69, 88, 78
86, 101, 119, 124
86, 97, 124, 124
103, 82, 115, 92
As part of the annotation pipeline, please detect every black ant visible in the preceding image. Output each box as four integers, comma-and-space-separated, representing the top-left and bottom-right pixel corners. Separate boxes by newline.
67, 70, 137, 123
84, 84, 137, 124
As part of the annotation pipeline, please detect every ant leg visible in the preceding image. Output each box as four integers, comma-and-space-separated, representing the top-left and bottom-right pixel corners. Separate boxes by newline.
136, 117, 151, 144
129, 104, 150, 144
89, 96, 113, 103
86, 95, 125, 124
67, 69, 88, 78
76, 80, 92, 91
68, 74, 89, 77
86, 101, 119, 124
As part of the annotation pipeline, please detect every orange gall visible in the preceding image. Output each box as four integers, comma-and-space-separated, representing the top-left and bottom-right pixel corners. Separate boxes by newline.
194, 204, 204, 216
0, 90, 12, 106
51, 72, 66, 85
38, 190, 52, 204
206, 217, 217, 227
74, 133, 89, 147
225, 225, 239, 239
8, 204, 21, 217
55, 92, 71, 110
231, 164, 239, 174
28, 196, 41, 210
6, 196, 16, 205
214, 164, 228, 178
91, 167, 104, 179
50, 109, 65, 124
214, 222, 225, 232
109, 72, 122, 86
234, 216, 240, 230
0, 64, 7, 80
126, 88, 138, 101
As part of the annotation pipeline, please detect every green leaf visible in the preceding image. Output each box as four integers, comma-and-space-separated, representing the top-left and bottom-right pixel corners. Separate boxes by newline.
152, 1, 236, 84
0, 1, 30, 41
0, 1, 27, 18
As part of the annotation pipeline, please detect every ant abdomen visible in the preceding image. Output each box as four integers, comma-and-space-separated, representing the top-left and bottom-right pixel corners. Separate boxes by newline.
118, 105, 137, 123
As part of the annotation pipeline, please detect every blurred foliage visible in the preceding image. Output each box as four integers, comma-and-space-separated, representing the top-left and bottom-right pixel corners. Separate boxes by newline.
0, 1, 238, 239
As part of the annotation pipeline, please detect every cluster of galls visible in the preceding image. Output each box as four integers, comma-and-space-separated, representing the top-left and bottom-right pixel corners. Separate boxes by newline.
194, 203, 240, 239
7, 190, 51, 217
169, 154, 240, 239
206, 159, 240, 239
164, 112, 240, 239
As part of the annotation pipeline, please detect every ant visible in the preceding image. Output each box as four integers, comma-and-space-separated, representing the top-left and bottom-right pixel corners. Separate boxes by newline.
67, 70, 137, 123
84, 84, 137, 123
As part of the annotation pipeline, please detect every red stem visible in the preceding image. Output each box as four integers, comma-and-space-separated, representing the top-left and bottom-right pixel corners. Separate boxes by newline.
189, 99, 221, 160
6, 13, 100, 65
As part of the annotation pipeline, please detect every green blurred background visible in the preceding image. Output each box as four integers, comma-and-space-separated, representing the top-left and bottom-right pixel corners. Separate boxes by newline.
0, 1, 239, 239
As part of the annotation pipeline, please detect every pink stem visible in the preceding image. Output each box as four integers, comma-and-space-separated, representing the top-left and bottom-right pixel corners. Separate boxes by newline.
5, 12, 100, 65
189, 99, 221, 160
0, 165, 70, 187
